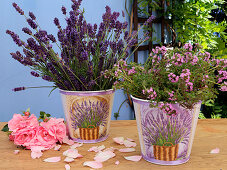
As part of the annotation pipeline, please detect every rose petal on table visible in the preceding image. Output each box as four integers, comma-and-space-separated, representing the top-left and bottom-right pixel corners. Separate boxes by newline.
94, 150, 115, 162
113, 137, 124, 145
124, 155, 142, 162
43, 156, 61, 163
119, 148, 136, 153
115, 160, 120, 165
210, 148, 220, 154
123, 140, 137, 147
65, 164, 70, 170
70, 143, 83, 149
63, 136, 74, 145
31, 151, 43, 159
103, 147, 117, 152
126, 138, 135, 142
54, 145, 62, 151
83, 161, 103, 169
88, 145, 105, 152
30, 146, 46, 152
64, 157, 74, 163
14, 150, 20, 154
63, 148, 83, 158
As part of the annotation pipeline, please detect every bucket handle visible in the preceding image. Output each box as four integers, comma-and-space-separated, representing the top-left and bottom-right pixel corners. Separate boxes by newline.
163, 142, 174, 147
87, 125, 96, 129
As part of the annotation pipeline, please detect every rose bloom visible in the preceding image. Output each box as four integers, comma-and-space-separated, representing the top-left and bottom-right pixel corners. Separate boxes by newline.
8, 114, 39, 132
12, 127, 37, 146
13, 126, 57, 149
40, 118, 66, 143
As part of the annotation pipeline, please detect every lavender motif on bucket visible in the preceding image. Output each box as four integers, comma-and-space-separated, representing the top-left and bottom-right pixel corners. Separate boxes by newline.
141, 104, 192, 161
71, 100, 109, 140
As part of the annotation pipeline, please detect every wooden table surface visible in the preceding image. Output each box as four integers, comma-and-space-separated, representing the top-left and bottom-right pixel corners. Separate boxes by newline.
0, 119, 227, 170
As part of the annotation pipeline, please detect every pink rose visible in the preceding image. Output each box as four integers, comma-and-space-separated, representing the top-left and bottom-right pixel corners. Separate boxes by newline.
8, 114, 39, 132
13, 127, 37, 146
13, 126, 57, 149
28, 126, 57, 149
40, 118, 66, 143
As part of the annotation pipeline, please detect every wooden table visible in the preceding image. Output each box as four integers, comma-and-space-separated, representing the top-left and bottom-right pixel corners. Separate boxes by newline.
0, 119, 227, 170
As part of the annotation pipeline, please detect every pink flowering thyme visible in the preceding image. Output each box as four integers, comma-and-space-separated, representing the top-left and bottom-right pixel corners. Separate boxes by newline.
105, 43, 226, 110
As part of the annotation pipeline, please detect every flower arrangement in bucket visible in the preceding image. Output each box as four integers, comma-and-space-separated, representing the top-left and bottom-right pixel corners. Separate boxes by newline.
7, 0, 155, 142
105, 43, 227, 164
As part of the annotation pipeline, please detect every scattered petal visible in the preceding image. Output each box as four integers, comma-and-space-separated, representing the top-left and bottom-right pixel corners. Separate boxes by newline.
63, 148, 83, 158
64, 157, 74, 163
103, 147, 117, 152
30, 146, 47, 152
14, 150, 20, 154
124, 155, 142, 162
54, 145, 62, 151
113, 137, 124, 145
123, 140, 137, 147
83, 161, 103, 169
119, 148, 136, 152
115, 160, 120, 165
63, 136, 74, 145
65, 164, 70, 170
126, 138, 135, 142
94, 150, 115, 162
210, 148, 220, 154
43, 156, 61, 163
31, 151, 43, 159
70, 143, 83, 149
88, 145, 105, 152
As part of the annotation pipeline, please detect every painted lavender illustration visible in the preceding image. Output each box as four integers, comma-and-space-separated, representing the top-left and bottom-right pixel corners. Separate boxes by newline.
141, 107, 192, 161
71, 100, 109, 140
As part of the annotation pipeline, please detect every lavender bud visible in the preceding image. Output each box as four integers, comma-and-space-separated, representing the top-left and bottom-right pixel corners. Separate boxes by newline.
31, 71, 40, 77
27, 18, 38, 29
29, 12, 36, 20
42, 75, 53, 81
12, 87, 26, 92
54, 18, 61, 29
145, 15, 156, 25
61, 6, 67, 15
12, 3, 24, 15
47, 34, 56, 43
22, 27, 32, 35
122, 11, 125, 17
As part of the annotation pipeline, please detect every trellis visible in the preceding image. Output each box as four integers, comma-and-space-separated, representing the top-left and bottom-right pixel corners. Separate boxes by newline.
131, 0, 176, 62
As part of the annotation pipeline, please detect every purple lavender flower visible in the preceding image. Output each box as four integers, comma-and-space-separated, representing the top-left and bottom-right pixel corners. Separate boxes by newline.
29, 12, 36, 20
6, 30, 23, 47
42, 75, 53, 81
22, 27, 32, 35
122, 11, 125, 17
145, 15, 156, 26
47, 34, 56, 43
12, 87, 26, 92
27, 18, 38, 29
54, 18, 61, 29
27, 38, 37, 50
31, 71, 40, 77
12, 3, 24, 15
61, 6, 67, 15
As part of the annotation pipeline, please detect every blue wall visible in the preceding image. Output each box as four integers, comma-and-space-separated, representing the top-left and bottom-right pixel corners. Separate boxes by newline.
0, 0, 135, 121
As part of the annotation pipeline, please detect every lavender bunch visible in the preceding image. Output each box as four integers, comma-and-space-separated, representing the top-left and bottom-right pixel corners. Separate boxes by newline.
8, 0, 155, 92
71, 100, 109, 128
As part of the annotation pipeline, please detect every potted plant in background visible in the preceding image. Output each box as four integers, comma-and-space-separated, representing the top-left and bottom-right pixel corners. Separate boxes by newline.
105, 43, 226, 164
7, 0, 155, 143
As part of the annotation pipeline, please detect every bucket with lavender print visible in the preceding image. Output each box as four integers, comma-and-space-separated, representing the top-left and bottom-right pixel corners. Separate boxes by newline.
131, 96, 201, 165
60, 89, 115, 143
